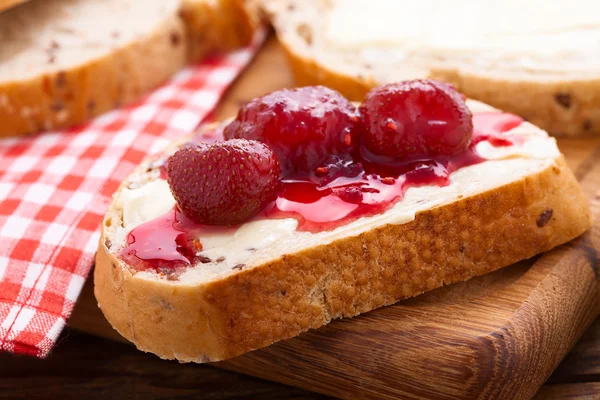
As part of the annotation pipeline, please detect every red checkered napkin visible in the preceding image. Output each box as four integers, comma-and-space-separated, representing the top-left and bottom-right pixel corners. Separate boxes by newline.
0, 35, 264, 357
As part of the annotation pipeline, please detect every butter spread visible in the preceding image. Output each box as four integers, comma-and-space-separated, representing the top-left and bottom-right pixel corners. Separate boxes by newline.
323, 0, 600, 73
115, 179, 176, 245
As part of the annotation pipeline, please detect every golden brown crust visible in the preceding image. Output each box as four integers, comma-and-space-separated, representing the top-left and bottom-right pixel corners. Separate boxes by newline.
280, 41, 376, 101
279, 38, 600, 137
181, 0, 257, 62
0, 15, 186, 138
95, 155, 591, 362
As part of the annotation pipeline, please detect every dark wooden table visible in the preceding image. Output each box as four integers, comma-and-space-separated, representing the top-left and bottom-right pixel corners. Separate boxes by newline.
1, 318, 598, 399
1, 38, 599, 400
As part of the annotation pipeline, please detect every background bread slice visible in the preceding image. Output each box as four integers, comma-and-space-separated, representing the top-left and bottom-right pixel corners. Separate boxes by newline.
0, 0, 256, 138
264, 0, 600, 137
0, 0, 186, 137
181, 0, 257, 61
94, 103, 591, 363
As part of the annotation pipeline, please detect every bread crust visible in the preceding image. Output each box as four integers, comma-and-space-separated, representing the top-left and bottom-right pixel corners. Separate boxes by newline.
276, 29, 600, 138
95, 154, 591, 362
181, 0, 257, 61
0, 0, 257, 138
0, 14, 186, 138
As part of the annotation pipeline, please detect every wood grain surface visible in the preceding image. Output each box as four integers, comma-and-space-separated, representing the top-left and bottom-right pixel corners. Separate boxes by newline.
66, 37, 600, 400
0, 330, 329, 400
1, 321, 598, 400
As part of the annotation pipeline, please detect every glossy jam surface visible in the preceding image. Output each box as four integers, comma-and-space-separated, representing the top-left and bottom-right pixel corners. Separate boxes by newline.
267, 112, 522, 232
223, 86, 359, 174
120, 112, 523, 269
265, 151, 481, 232
472, 113, 524, 147
120, 208, 229, 272
359, 80, 474, 158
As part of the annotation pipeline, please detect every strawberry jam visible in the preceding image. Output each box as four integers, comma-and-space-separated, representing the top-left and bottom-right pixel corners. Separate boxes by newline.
120, 207, 231, 272
472, 113, 524, 147
266, 151, 482, 232
120, 111, 524, 272
266, 112, 523, 232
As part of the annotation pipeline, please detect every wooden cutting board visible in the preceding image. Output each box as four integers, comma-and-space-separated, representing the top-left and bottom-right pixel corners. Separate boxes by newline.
69, 38, 600, 400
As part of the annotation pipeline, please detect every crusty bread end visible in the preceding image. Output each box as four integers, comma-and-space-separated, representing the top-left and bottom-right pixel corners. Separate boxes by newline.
0, 14, 186, 138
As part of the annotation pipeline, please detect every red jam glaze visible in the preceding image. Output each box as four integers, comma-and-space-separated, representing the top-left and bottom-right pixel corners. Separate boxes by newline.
267, 112, 523, 232
159, 164, 168, 180
120, 112, 523, 268
472, 113, 524, 147
120, 207, 231, 272
265, 151, 480, 232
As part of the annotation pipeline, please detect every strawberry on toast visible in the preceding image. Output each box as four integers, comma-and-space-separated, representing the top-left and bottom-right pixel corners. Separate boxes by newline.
95, 80, 590, 362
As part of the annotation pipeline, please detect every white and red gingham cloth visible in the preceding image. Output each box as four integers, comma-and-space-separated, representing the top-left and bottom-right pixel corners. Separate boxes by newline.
0, 35, 264, 357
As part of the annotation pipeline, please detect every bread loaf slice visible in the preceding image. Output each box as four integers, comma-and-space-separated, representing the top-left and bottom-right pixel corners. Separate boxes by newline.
0, 0, 186, 137
94, 100, 591, 363
264, 0, 600, 137
0, 0, 256, 137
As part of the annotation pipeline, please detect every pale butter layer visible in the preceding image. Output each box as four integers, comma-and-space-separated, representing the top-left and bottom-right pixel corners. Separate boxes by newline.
112, 102, 560, 284
319, 0, 600, 76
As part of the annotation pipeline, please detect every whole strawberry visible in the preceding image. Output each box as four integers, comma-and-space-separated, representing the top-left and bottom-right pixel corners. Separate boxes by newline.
223, 86, 359, 175
360, 80, 473, 159
167, 139, 280, 225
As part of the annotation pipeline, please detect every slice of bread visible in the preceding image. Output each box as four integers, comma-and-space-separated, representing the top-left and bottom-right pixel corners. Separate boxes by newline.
94, 99, 591, 363
264, 0, 600, 137
0, 0, 256, 138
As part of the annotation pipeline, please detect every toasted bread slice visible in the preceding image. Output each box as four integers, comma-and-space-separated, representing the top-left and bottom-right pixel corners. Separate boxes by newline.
264, 0, 600, 137
0, 0, 256, 137
94, 100, 591, 362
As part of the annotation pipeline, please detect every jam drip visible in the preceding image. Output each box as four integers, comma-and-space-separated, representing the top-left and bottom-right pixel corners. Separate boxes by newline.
266, 152, 480, 232
120, 207, 229, 272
